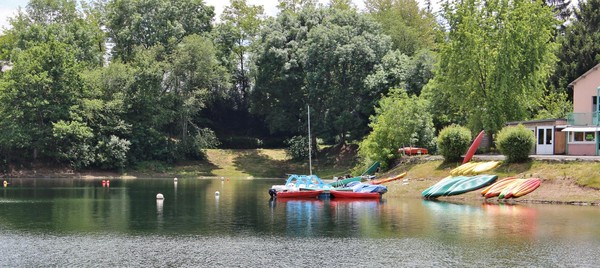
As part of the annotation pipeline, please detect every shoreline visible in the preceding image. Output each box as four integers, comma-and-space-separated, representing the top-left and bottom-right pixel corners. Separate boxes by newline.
3, 153, 600, 206
385, 173, 600, 207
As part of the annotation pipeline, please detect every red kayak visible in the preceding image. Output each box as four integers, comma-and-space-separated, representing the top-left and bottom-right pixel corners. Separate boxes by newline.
463, 130, 485, 164
276, 190, 322, 199
329, 190, 381, 199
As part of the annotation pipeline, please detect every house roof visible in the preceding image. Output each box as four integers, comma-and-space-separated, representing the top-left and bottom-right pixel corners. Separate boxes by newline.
568, 62, 600, 87
506, 118, 567, 125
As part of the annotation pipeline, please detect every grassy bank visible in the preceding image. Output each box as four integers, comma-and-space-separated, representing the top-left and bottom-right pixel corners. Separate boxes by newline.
168, 148, 356, 179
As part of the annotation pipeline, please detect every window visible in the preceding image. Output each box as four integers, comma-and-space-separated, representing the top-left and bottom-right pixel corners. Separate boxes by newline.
570, 131, 596, 142
594, 96, 598, 112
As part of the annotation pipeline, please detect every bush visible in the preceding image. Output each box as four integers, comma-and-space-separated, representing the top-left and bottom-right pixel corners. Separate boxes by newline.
437, 125, 472, 162
496, 124, 535, 163
285, 136, 311, 161
95, 135, 131, 170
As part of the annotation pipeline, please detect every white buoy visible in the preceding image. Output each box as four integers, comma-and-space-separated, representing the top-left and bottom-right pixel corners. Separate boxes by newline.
174, 177, 178, 182
215, 191, 220, 196
156, 193, 164, 199
220, 177, 224, 181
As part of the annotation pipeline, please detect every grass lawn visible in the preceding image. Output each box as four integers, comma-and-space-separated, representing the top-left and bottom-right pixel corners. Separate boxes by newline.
170, 148, 356, 179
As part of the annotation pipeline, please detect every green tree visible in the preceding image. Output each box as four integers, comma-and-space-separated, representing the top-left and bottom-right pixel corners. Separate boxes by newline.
304, 8, 391, 143
437, 0, 558, 137
277, 0, 318, 12
215, 0, 264, 109
167, 34, 229, 154
420, 78, 466, 132
365, 0, 439, 56
0, 40, 84, 161
251, 9, 313, 136
550, 0, 600, 96
534, 90, 572, 119
77, 62, 135, 169
358, 89, 435, 169
365, 49, 436, 97
104, 0, 214, 62
328, 0, 355, 10
405, 49, 436, 96
6, 0, 105, 67
252, 7, 392, 143
364, 50, 412, 96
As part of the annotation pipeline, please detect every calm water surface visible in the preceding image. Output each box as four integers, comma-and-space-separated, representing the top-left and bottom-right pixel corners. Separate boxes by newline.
1, 177, 600, 267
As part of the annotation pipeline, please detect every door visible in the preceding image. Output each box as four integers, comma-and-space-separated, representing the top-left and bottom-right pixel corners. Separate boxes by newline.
536, 126, 554, 155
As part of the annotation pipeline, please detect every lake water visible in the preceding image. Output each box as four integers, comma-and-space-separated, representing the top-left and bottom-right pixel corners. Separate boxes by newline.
1, 177, 600, 267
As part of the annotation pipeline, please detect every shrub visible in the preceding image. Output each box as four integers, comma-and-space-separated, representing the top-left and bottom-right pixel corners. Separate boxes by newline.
437, 125, 472, 162
95, 135, 131, 169
496, 124, 535, 163
285, 136, 311, 161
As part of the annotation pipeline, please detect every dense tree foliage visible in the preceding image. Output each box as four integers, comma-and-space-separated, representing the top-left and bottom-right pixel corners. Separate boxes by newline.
105, 0, 214, 62
364, 0, 438, 56
7, 0, 105, 67
252, 6, 392, 144
0, 0, 587, 171
550, 0, 600, 97
435, 0, 558, 136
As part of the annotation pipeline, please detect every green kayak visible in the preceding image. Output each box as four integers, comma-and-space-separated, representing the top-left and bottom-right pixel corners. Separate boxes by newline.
422, 176, 467, 199
443, 175, 498, 196
330, 176, 361, 187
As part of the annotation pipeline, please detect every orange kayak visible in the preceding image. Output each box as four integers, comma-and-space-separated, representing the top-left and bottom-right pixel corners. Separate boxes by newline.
511, 178, 541, 198
498, 179, 527, 199
371, 172, 407, 185
482, 177, 517, 198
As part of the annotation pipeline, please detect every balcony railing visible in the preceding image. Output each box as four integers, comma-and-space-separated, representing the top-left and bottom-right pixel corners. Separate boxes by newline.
567, 112, 600, 126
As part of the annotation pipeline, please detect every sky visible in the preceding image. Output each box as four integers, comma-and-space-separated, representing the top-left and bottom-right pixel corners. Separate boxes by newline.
0, 0, 373, 34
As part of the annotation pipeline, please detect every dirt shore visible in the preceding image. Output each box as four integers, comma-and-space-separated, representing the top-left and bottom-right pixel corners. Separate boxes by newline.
387, 173, 600, 206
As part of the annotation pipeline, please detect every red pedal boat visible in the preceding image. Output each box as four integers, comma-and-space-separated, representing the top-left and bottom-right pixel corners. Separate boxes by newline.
276, 190, 322, 199
398, 147, 428, 156
329, 190, 381, 199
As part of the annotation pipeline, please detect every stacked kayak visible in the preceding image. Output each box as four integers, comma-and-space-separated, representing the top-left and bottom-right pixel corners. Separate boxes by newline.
450, 161, 501, 176
422, 175, 497, 199
481, 177, 541, 199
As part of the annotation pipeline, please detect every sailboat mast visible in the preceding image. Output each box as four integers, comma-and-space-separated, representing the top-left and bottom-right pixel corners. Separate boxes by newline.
308, 105, 312, 176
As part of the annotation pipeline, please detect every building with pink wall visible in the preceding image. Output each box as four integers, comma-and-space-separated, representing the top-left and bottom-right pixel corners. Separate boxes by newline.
563, 63, 600, 156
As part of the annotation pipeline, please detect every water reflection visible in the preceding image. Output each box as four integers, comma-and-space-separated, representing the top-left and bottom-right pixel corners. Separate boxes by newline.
278, 199, 325, 237
1, 178, 600, 266
421, 200, 538, 242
